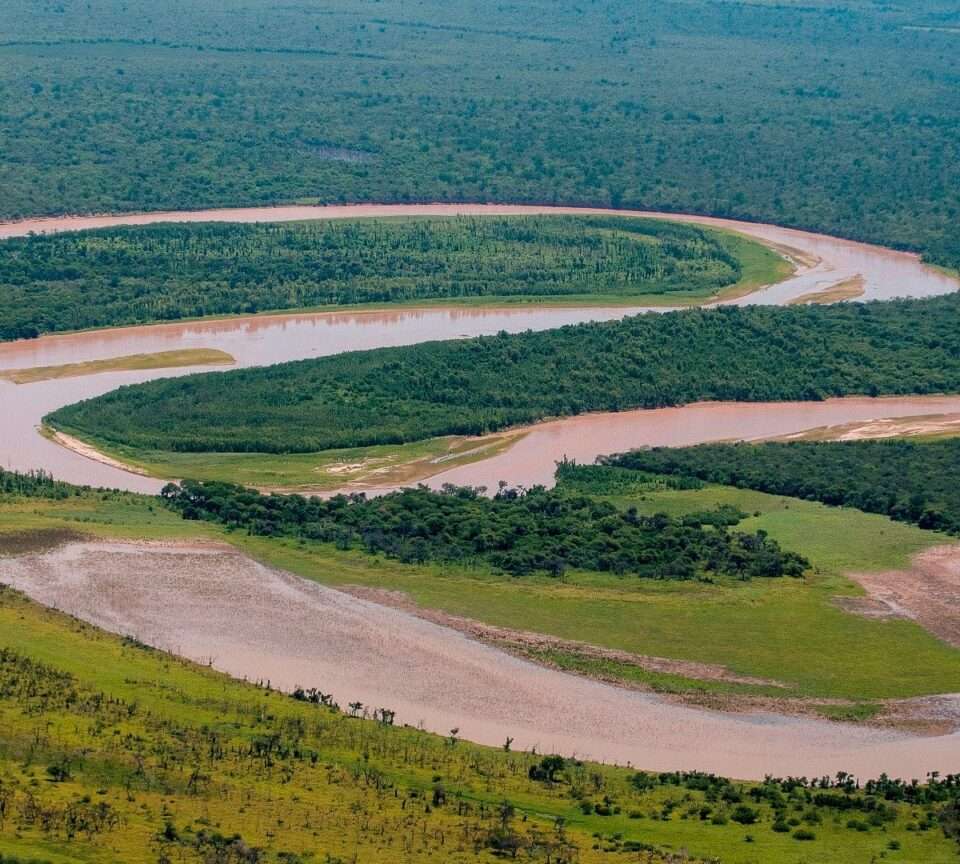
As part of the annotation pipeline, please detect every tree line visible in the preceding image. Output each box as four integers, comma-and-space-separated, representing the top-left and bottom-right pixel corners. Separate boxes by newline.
0, 216, 740, 340
0, 468, 81, 500
161, 479, 809, 580
47, 293, 960, 455
604, 438, 960, 535
3, 0, 959, 271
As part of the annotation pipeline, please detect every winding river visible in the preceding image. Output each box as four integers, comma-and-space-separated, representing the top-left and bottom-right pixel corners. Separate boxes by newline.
1, 203, 957, 492
1, 204, 960, 779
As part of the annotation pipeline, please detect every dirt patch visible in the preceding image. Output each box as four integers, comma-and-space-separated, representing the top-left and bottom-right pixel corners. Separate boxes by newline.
340, 584, 785, 688
845, 545, 960, 649
0, 528, 88, 557
773, 412, 960, 443
832, 596, 908, 621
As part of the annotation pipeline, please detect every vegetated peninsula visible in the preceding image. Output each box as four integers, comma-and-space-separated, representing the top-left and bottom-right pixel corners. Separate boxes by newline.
604, 438, 960, 535
0, 216, 771, 340
46, 294, 960, 457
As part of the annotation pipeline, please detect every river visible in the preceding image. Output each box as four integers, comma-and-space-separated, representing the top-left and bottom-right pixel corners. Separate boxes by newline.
0, 204, 957, 491
1, 204, 959, 780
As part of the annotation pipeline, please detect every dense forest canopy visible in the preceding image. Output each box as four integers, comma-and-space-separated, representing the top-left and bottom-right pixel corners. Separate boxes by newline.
0, 468, 80, 500
0, 216, 743, 340
47, 294, 960, 455
161, 479, 808, 580
605, 439, 960, 535
1, 0, 958, 268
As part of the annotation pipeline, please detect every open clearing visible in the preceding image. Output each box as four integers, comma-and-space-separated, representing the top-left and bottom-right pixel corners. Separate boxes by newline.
846, 545, 960, 648
787, 274, 866, 305
777, 412, 960, 442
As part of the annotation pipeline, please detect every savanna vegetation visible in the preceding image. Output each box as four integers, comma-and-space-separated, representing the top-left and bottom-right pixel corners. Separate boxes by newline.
2, 471, 960, 861
4, 593, 960, 864
46, 294, 960, 456
605, 438, 960, 535
160, 479, 808, 580
0, 216, 769, 340
2, 1, 959, 269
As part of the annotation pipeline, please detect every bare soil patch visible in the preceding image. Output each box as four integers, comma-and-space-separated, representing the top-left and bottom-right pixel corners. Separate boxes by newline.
845, 545, 960, 649
787, 274, 865, 305
774, 412, 960, 443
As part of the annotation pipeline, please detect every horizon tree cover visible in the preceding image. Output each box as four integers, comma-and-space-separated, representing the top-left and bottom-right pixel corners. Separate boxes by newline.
0, 0, 957, 267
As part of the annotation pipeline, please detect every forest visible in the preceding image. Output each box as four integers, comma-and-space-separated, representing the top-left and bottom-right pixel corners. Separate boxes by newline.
0, 216, 742, 340
1, 1, 959, 269
47, 293, 960, 455
604, 438, 960, 535
161, 479, 808, 580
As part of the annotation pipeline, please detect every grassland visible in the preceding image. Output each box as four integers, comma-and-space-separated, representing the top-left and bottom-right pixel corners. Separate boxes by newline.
0, 349, 233, 384
2, 487, 960, 862
4, 585, 960, 864
3, 478, 958, 706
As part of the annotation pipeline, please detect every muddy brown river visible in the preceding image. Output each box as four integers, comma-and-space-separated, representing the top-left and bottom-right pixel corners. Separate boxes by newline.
1, 204, 959, 778
1, 203, 957, 491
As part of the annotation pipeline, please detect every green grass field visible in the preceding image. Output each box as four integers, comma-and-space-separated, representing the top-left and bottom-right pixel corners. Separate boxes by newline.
2, 479, 958, 705
1, 563, 958, 862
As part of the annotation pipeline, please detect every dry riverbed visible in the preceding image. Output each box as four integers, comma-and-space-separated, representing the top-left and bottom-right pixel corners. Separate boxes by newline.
843, 545, 960, 649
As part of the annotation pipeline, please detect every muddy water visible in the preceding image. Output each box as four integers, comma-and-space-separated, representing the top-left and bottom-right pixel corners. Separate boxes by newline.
3, 540, 958, 780
415, 396, 960, 492
0, 204, 957, 491
0, 305, 642, 491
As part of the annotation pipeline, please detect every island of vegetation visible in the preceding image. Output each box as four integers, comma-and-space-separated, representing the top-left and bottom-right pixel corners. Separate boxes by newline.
0, 216, 783, 341
45, 294, 960, 463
